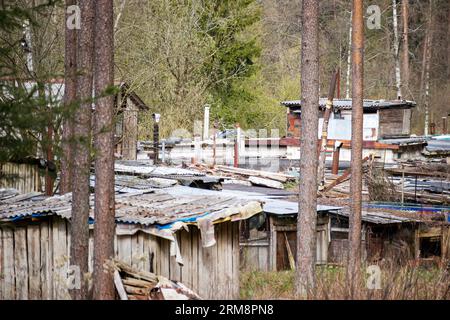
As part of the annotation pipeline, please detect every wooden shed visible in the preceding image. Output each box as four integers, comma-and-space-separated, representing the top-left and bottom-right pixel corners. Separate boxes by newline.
0, 189, 262, 300
240, 199, 449, 271
114, 82, 149, 161
281, 98, 416, 140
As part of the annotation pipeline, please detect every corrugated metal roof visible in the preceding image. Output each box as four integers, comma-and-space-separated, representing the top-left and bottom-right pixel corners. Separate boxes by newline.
115, 161, 205, 177
379, 137, 428, 146
0, 189, 263, 228
162, 185, 342, 214
281, 98, 416, 110
333, 209, 419, 224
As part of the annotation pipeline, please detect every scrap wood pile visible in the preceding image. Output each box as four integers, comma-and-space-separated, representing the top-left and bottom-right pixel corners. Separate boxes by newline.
113, 260, 201, 300
188, 163, 296, 190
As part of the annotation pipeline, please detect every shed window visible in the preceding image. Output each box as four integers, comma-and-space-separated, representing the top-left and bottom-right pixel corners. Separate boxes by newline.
334, 110, 344, 119
420, 236, 441, 258
240, 213, 268, 241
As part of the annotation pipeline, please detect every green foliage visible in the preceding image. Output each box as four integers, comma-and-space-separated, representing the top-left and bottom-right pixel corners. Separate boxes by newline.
0, 2, 64, 163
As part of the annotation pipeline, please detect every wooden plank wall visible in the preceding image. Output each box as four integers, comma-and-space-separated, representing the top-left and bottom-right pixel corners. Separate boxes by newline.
0, 163, 42, 194
0, 218, 240, 300
115, 223, 240, 299
0, 219, 71, 300
240, 241, 270, 272
378, 109, 406, 138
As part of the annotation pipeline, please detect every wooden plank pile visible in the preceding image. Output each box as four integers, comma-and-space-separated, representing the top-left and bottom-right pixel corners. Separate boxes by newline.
188, 163, 296, 189
113, 260, 201, 300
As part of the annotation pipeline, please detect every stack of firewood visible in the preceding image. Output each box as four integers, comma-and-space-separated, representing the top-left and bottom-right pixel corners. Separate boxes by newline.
113, 260, 201, 300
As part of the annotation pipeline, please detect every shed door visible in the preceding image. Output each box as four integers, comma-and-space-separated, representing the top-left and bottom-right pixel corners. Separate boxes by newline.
275, 228, 329, 271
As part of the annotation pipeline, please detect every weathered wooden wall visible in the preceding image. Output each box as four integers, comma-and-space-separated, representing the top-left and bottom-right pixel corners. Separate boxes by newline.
379, 109, 410, 137
0, 217, 240, 300
240, 240, 269, 272
0, 163, 42, 194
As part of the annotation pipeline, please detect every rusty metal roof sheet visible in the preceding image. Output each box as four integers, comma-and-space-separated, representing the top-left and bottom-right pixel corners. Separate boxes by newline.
281, 98, 416, 111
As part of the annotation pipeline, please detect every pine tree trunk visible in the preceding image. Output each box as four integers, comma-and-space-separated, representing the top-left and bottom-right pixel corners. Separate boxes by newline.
348, 0, 364, 298
92, 0, 116, 300
296, 0, 319, 298
70, 0, 95, 300
392, 0, 402, 99
61, 0, 78, 194
447, 2, 450, 79
345, 11, 352, 99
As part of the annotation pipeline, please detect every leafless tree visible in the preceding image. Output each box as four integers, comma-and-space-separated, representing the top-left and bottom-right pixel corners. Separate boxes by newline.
92, 0, 116, 300
423, 0, 433, 136
296, 0, 319, 298
70, 0, 95, 300
392, 0, 402, 99
348, 0, 364, 297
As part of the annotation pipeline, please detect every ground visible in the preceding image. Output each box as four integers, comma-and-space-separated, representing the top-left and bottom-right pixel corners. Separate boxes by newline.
240, 265, 450, 300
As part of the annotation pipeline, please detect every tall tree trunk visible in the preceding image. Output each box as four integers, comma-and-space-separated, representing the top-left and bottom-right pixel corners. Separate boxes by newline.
424, 0, 433, 136
61, 0, 78, 195
447, 3, 450, 79
392, 0, 402, 99
401, 0, 410, 97
70, 0, 95, 300
345, 11, 352, 99
296, 0, 319, 298
348, 0, 364, 298
93, 0, 116, 300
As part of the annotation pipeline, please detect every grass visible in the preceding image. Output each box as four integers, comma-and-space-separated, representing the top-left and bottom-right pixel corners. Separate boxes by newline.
240, 264, 450, 300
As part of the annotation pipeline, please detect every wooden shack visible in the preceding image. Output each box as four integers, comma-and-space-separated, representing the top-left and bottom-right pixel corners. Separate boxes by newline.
240, 200, 449, 271
114, 82, 149, 160
281, 98, 416, 140
279, 99, 422, 164
0, 189, 262, 300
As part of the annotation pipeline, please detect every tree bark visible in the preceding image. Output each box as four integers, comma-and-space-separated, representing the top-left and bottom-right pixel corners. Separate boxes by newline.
447, 3, 450, 79
61, 0, 78, 195
345, 11, 352, 99
93, 0, 116, 300
401, 0, 410, 97
70, 0, 95, 300
296, 0, 319, 298
424, 0, 433, 136
348, 0, 364, 298
392, 0, 402, 99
